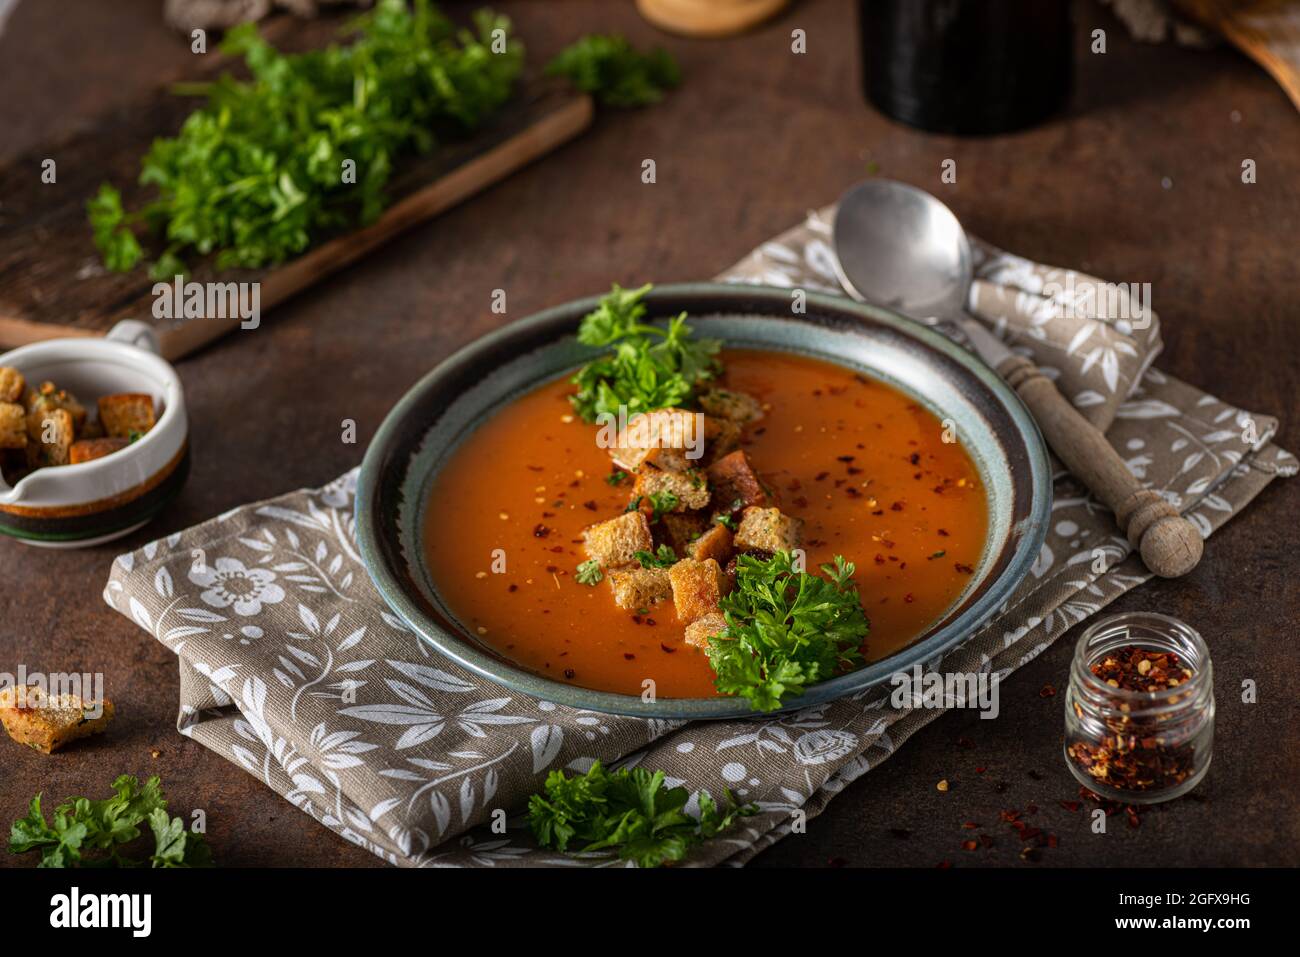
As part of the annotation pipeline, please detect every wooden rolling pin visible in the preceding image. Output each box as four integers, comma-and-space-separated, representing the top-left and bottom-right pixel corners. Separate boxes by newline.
957, 318, 1203, 578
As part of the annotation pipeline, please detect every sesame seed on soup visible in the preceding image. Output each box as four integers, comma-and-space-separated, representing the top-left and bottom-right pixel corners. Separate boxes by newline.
423, 349, 987, 699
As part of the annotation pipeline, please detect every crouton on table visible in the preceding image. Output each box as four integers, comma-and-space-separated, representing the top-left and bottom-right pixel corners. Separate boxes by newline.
634, 466, 710, 512
70, 437, 131, 465
0, 402, 26, 450
0, 366, 24, 404
669, 557, 729, 622
734, 506, 803, 554
684, 612, 729, 650
98, 393, 156, 439
607, 566, 673, 609
707, 450, 770, 515
584, 511, 653, 567
698, 389, 763, 425
0, 685, 115, 754
687, 521, 733, 565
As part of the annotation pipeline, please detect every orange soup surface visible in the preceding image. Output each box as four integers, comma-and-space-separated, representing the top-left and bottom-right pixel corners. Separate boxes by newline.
423, 350, 988, 698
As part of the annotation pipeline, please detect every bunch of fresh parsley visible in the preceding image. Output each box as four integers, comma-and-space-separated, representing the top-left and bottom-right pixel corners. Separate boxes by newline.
9, 775, 212, 868
708, 552, 870, 712
545, 33, 681, 108
88, 0, 523, 278
528, 761, 753, 868
570, 284, 721, 423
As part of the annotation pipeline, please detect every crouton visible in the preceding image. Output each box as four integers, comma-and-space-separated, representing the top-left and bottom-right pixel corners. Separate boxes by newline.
25, 407, 75, 467
0, 402, 26, 450
735, 506, 803, 554
78, 416, 105, 440
634, 466, 710, 513
669, 557, 729, 622
98, 392, 156, 439
0, 685, 115, 754
70, 437, 130, 465
640, 445, 691, 472
707, 450, 771, 516
698, 389, 763, 425
687, 521, 733, 565
704, 416, 742, 464
0, 366, 24, 404
684, 612, 729, 650
25, 381, 87, 432
660, 511, 707, 553
583, 511, 653, 567
607, 565, 673, 610
608, 408, 706, 471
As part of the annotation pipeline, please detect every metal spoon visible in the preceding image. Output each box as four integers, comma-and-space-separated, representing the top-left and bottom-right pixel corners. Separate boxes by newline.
831, 179, 1203, 579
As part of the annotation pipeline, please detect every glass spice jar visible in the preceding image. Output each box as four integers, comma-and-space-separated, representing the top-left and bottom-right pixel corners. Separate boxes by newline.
1064, 613, 1214, 804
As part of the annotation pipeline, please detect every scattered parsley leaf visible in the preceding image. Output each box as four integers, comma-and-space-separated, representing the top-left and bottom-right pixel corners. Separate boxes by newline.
707, 552, 870, 711
8, 775, 212, 868
570, 284, 721, 423
528, 760, 753, 867
646, 489, 679, 522
715, 512, 738, 531
575, 559, 603, 586
605, 469, 627, 486
545, 34, 680, 108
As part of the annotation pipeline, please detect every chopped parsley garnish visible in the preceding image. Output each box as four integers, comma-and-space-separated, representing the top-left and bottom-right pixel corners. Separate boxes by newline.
715, 513, 738, 531
528, 761, 754, 868
88, 0, 523, 276
605, 470, 627, 486
570, 284, 721, 423
646, 490, 679, 522
575, 560, 604, 586
706, 552, 869, 712
545, 34, 681, 108
8, 775, 212, 868
634, 544, 678, 568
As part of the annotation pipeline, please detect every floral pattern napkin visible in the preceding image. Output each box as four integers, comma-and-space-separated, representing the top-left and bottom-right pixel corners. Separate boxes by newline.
104, 208, 1295, 867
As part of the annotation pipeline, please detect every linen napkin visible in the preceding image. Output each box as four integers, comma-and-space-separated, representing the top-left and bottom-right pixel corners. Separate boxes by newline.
104, 207, 1295, 867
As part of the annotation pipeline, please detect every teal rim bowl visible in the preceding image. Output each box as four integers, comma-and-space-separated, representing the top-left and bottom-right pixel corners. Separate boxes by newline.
355, 283, 1051, 719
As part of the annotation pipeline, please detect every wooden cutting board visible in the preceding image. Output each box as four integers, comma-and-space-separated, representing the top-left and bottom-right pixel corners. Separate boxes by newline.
0, 20, 593, 360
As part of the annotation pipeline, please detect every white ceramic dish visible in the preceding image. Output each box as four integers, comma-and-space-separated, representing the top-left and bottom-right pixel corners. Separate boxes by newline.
0, 321, 189, 547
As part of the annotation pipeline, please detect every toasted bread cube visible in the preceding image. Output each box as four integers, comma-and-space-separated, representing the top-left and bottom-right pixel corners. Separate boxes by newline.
607, 565, 673, 610
735, 506, 803, 554
98, 392, 156, 439
608, 408, 707, 471
0, 685, 115, 754
78, 416, 105, 440
659, 511, 707, 553
704, 416, 742, 464
25, 381, 87, 432
584, 511, 653, 568
669, 557, 729, 622
0, 402, 26, 450
684, 612, 729, 650
640, 445, 691, 472
698, 389, 763, 425
707, 450, 770, 516
70, 437, 130, 465
26, 407, 75, 467
634, 466, 710, 512
687, 521, 733, 565
0, 366, 24, 404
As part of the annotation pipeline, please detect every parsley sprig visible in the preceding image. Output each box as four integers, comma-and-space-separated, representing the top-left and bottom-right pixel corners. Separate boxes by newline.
88, 0, 523, 278
707, 552, 870, 712
9, 775, 212, 868
634, 544, 678, 568
570, 284, 721, 423
528, 761, 753, 868
545, 34, 680, 108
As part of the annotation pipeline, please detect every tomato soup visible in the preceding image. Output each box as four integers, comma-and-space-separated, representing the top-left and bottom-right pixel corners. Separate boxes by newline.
423, 350, 987, 698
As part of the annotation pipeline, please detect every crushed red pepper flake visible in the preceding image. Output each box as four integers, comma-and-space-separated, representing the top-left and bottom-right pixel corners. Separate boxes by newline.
1039, 683, 1056, 698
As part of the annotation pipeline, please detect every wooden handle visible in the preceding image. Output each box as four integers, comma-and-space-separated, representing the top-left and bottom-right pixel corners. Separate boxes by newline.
998, 354, 1203, 578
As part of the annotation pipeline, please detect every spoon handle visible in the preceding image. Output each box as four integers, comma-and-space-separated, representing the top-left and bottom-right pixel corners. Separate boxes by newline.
996, 354, 1203, 578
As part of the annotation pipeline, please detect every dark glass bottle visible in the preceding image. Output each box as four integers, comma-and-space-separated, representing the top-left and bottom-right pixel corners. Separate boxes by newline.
859, 0, 1073, 135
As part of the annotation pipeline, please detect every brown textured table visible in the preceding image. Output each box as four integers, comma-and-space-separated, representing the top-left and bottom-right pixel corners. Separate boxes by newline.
0, 0, 1296, 868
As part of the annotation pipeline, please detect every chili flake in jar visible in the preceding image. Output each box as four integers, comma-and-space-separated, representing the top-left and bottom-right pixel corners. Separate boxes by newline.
1064, 613, 1214, 804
